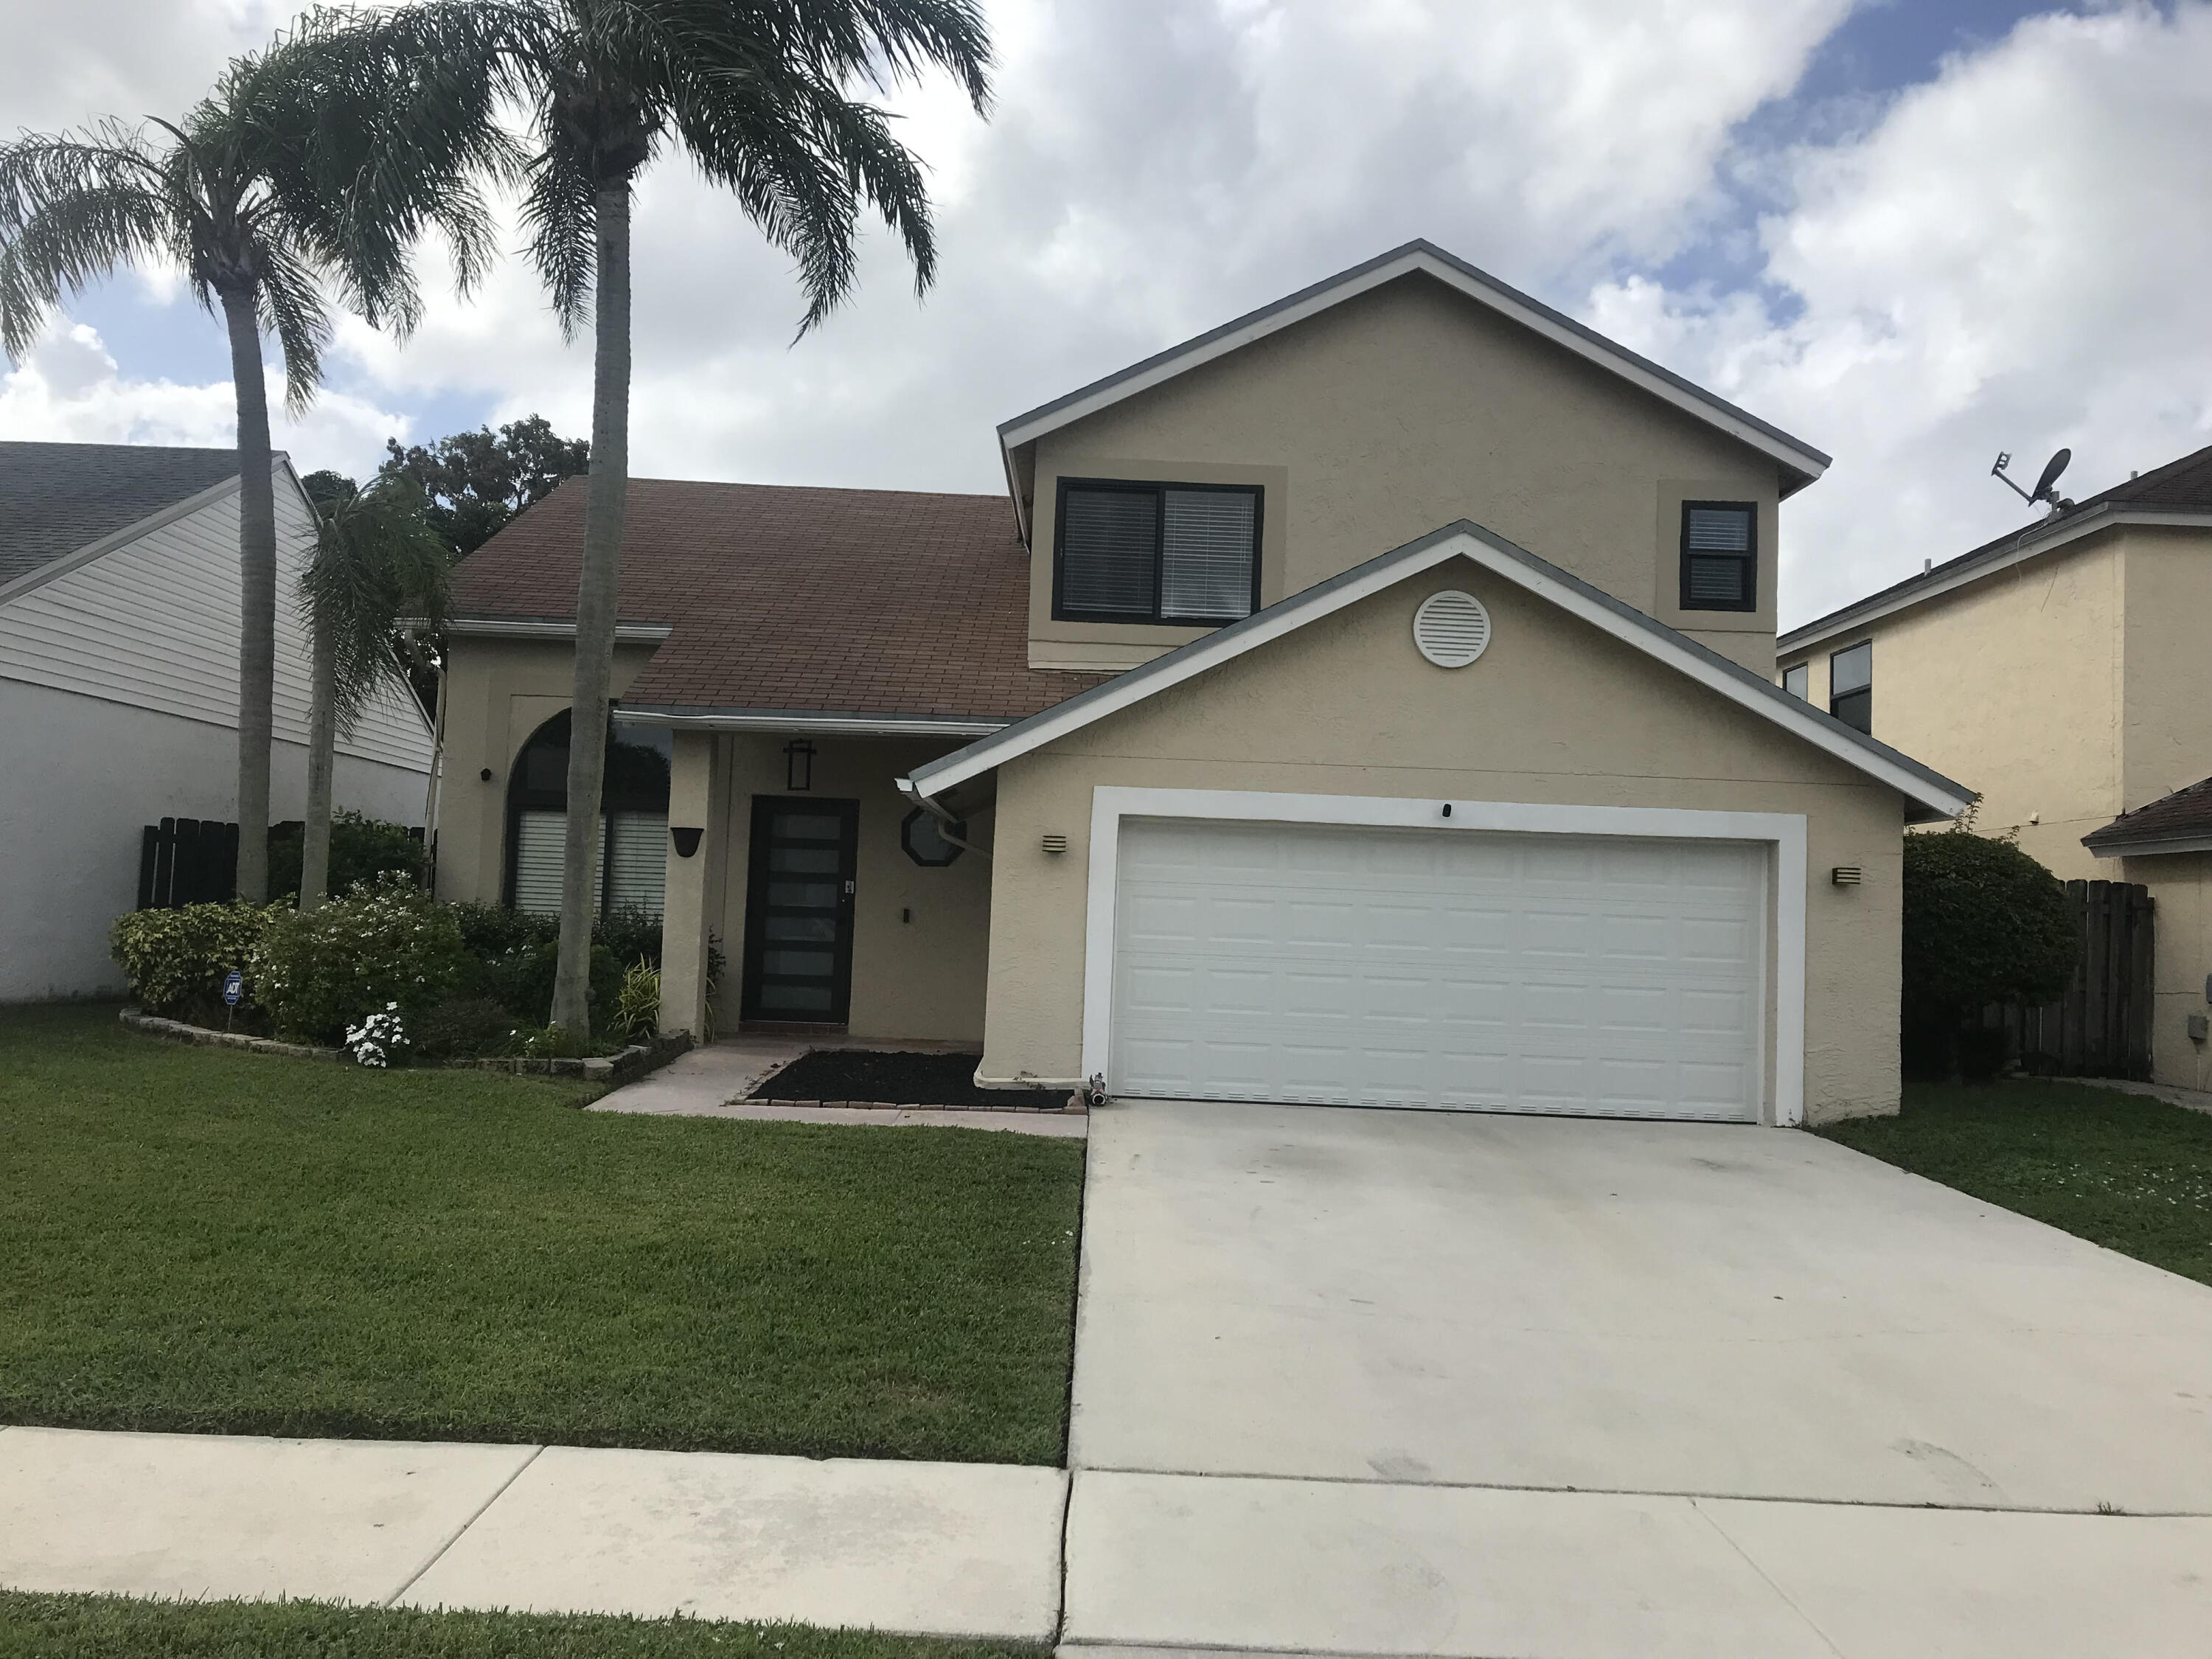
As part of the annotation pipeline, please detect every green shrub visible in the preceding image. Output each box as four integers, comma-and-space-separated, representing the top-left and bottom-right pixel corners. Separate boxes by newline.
597, 907, 663, 970
450, 901, 556, 959
473, 938, 623, 1026
268, 811, 428, 901
408, 995, 524, 1062
1902, 819, 2079, 1078
110, 902, 282, 1022
252, 874, 473, 1044
612, 959, 661, 1042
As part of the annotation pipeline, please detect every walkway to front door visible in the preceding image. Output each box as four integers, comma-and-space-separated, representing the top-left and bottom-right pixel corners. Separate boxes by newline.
1057, 1099, 2212, 1655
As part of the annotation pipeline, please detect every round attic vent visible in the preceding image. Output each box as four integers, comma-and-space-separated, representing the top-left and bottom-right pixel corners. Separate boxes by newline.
1413, 590, 1491, 668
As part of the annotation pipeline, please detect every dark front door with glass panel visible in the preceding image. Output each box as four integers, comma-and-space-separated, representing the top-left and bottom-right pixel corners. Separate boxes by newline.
740, 797, 860, 1024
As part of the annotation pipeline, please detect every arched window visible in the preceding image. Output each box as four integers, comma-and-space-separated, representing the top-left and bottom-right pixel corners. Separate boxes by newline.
504, 711, 672, 919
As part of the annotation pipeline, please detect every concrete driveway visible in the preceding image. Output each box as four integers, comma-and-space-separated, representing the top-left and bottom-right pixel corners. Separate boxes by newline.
1059, 1099, 2212, 1658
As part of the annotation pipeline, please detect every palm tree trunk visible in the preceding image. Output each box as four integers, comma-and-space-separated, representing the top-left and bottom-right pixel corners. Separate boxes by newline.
549, 179, 633, 1036
300, 621, 338, 911
221, 285, 277, 906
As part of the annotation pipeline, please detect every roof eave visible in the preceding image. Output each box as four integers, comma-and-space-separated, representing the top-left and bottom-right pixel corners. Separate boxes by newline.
904, 519, 1970, 823
1780, 505, 2212, 656
994, 240, 1829, 522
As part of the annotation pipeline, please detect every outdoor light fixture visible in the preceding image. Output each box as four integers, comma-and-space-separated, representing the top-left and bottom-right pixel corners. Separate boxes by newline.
1832, 866, 1863, 886
670, 826, 703, 859
784, 739, 817, 791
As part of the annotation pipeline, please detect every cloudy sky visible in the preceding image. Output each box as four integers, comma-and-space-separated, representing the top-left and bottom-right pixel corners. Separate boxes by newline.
1, 0, 2206, 625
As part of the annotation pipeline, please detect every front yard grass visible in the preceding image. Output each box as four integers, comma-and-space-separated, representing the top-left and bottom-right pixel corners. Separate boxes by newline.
1819, 1079, 2212, 1287
0, 1591, 1043, 1658
0, 1004, 1082, 1463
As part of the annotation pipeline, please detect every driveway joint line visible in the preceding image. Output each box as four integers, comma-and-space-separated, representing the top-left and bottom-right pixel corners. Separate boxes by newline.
1686, 1494, 1848, 1659
1068, 1463, 2212, 1518
381, 1443, 545, 1607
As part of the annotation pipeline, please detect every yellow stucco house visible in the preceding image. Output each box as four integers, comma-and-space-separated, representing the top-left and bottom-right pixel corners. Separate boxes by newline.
438, 241, 1969, 1125
1778, 445, 2212, 1092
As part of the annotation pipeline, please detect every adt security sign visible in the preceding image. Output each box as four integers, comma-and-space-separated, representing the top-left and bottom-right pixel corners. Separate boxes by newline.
223, 970, 245, 1007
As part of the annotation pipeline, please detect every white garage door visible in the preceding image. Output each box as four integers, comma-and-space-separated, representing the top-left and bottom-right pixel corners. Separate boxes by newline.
1110, 818, 1767, 1120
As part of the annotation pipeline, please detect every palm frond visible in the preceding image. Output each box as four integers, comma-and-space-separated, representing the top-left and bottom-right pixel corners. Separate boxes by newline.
253, 234, 333, 414
300, 477, 455, 737
520, 153, 599, 338
0, 127, 170, 359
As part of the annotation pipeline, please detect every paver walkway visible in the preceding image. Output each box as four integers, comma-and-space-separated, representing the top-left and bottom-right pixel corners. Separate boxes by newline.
0, 1425, 1064, 1641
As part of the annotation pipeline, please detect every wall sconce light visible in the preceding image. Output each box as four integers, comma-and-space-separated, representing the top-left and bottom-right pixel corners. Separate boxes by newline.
1041, 833, 1068, 855
1832, 866, 1863, 886
479, 767, 493, 782
670, 826, 703, 859
784, 739, 817, 791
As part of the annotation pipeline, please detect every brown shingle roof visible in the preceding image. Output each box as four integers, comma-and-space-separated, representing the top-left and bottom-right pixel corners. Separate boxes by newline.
448, 477, 1109, 722
2084, 773, 2212, 852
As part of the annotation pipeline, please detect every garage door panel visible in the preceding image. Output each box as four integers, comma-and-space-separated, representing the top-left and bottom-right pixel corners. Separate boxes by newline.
1110, 818, 1766, 1121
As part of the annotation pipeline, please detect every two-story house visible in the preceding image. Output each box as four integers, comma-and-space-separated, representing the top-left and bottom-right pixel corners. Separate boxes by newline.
1778, 445, 2212, 1091
438, 241, 1968, 1124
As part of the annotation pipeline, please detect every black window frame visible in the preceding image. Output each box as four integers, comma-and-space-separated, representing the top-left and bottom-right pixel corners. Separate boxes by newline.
1051, 476, 1265, 626
1829, 640, 1873, 734
1781, 663, 1809, 700
501, 709, 672, 913
1678, 500, 1759, 614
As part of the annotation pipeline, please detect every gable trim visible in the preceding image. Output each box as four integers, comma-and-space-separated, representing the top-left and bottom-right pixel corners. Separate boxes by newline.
0, 470, 248, 609
900, 521, 1974, 822
1780, 505, 2212, 657
996, 241, 1832, 542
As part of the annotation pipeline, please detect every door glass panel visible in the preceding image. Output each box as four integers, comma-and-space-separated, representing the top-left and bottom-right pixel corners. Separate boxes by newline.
768, 880, 838, 908
759, 983, 834, 1012
764, 949, 835, 977
774, 813, 844, 840
765, 915, 838, 942
770, 846, 841, 874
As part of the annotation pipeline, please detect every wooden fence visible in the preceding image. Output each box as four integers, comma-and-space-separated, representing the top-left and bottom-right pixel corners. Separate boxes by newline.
136, 818, 241, 909
1984, 879, 2155, 1080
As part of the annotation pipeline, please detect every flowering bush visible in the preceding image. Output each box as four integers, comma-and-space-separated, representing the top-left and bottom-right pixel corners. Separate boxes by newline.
252, 873, 473, 1044
346, 1004, 410, 1067
110, 902, 284, 1022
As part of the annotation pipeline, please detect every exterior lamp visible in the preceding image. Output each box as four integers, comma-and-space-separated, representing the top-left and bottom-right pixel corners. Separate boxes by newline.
784, 739, 817, 791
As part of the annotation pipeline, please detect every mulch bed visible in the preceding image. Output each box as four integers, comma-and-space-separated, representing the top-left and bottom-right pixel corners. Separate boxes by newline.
750, 1049, 1068, 1110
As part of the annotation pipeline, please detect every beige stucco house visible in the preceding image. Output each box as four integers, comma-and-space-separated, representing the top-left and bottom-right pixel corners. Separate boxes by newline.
1777, 445, 2212, 1091
439, 241, 1968, 1125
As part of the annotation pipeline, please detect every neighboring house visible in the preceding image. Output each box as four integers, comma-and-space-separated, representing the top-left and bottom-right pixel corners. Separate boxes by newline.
441, 240, 1969, 1124
1777, 443, 2212, 1091
0, 441, 436, 999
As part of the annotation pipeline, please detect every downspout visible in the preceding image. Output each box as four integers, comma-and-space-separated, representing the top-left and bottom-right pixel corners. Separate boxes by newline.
896, 773, 1087, 1097
894, 775, 990, 860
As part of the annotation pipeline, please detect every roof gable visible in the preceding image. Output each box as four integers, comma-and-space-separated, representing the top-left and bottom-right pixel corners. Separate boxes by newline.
1781, 439, 2212, 655
0, 441, 244, 594
903, 519, 1972, 823
996, 241, 1831, 537
2085, 772, 2212, 856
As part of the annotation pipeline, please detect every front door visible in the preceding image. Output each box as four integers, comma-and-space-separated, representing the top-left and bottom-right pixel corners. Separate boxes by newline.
740, 796, 860, 1024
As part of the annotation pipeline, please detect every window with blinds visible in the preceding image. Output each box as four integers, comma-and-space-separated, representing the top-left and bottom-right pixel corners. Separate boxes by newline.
1679, 501, 1757, 613
508, 813, 665, 919
1055, 479, 1260, 623
1829, 640, 1873, 734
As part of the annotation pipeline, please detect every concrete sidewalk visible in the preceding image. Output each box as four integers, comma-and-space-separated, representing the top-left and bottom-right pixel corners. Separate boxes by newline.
0, 1425, 1065, 1642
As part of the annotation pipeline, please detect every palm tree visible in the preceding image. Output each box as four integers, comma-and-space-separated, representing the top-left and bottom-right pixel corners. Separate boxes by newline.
297, 478, 455, 911
408, 0, 994, 1036
0, 7, 513, 901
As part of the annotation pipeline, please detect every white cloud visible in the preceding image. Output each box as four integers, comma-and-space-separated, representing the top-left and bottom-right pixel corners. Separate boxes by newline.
0, 322, 412, 477
1587, 2, 2212, 625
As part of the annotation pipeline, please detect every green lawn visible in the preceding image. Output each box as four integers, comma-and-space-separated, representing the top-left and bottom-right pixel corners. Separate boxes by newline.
0, 1004, 1082, 1463
0, 1592, 1043, 1658
1820, 1079, 2212, 1287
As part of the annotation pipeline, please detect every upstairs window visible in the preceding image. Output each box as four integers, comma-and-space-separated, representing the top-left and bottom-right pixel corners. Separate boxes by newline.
1829, 641, 1873, 734
1055, 479, 1262, 625
1680, 501, 1758, 612
1781, 663, 1809, 700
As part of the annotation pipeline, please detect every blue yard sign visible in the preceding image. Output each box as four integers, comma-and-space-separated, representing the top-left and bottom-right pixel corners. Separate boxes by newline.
222, 970, 245, 1007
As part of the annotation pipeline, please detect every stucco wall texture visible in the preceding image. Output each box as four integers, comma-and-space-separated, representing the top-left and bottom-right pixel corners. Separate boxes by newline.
981, 565, 1907, 1125
1024, 274, 1784, 676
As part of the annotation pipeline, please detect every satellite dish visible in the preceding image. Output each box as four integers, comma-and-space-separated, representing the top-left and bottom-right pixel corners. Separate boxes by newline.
1991, 446, 2074, 512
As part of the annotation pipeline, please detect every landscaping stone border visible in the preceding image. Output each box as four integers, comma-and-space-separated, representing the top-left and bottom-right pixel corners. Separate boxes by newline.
119, 1009, 693, 1086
